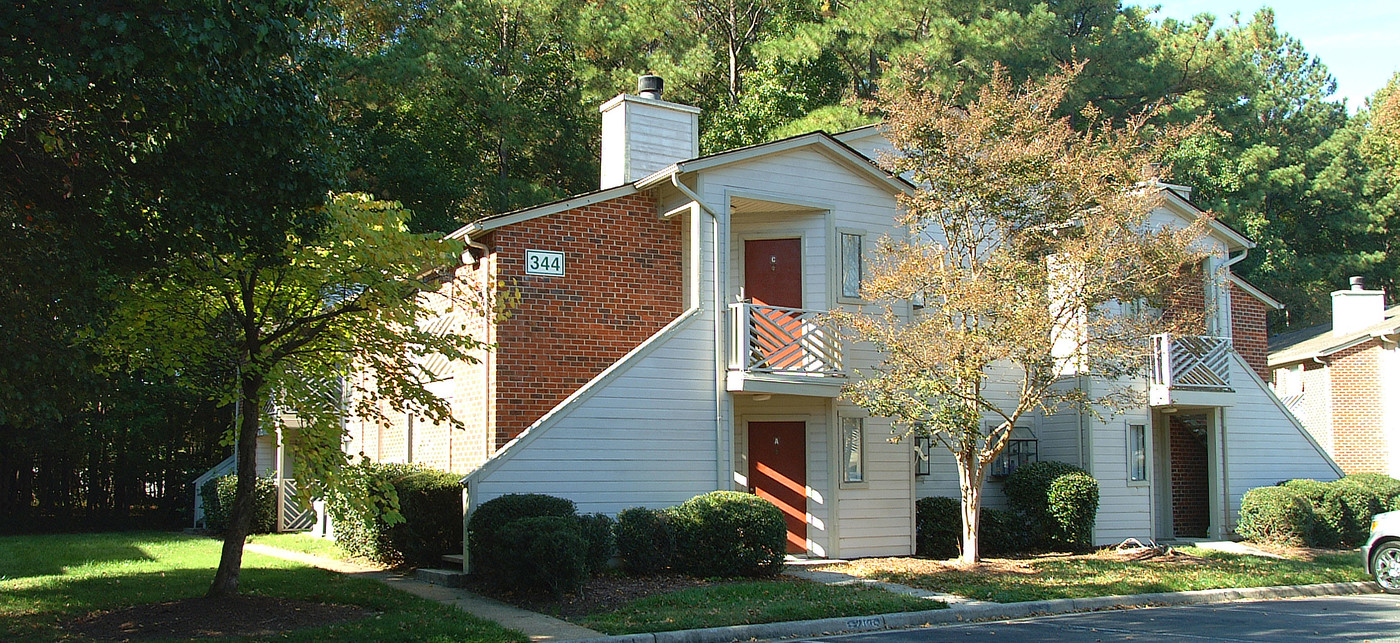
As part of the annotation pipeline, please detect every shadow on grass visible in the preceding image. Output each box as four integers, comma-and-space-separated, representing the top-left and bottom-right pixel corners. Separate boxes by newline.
0, 532, 180, 580
3, 559, 525, 643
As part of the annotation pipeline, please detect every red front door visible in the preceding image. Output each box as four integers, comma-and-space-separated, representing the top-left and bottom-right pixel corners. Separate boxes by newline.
749, 421, 807, 554
745, 239, 804, 370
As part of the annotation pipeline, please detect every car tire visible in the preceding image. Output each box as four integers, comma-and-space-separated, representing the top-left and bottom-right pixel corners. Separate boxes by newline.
1373, 542, 1400, 594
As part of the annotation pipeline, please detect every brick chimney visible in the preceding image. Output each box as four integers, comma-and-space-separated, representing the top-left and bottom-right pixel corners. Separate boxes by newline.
599, 75, 701, 189
1331, 276, 1386, 336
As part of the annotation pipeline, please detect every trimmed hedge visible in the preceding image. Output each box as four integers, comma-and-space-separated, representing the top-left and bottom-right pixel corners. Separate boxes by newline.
201, 475, 277, 534
669, 491, 786, 577
1005, 461, 1099, 550
467, 493, 577, 578
914, 496, 1028, 558
1282, 478, 1381, 548
577, 513, 617, 574
1342, 473, 1400, 512
497, 516, 589, 597
1237, 485, 1315, 546
327, 462, 462, 566
616, 507, 675, 575
914, 497, 961, 558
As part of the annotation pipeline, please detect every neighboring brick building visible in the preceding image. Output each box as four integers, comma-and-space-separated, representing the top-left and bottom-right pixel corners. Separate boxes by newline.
1270, 278, 1400, 477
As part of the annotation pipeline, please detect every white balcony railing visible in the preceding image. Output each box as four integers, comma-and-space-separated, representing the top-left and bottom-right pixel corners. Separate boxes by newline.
1149, 334, 1232, 392
729, 303, 843, 376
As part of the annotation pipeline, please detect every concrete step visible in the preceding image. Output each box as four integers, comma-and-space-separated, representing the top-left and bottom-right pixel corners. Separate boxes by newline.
442, 553, 464, 567
415, 567, 469, 588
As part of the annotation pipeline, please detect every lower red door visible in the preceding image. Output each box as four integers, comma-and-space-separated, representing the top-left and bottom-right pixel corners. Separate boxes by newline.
748, 421, 807, 554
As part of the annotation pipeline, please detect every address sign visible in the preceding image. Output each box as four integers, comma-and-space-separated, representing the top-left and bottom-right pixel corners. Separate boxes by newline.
525, 249, 565, 276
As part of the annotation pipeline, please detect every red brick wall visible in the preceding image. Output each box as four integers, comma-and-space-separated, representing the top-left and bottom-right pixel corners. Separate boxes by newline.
1329, 338, 1387, 473
489, 192, 684, 448
1229, 283, 1271, 380
1163, 263, 1207, 333
1170, 415, 1211, 538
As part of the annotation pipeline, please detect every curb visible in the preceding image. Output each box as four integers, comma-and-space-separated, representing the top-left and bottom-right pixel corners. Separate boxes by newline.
563, 581, 1380, 643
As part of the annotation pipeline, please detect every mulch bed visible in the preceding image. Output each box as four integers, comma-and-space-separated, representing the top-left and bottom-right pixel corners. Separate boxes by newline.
66, 595, 372, 641
465, 573, 724, 619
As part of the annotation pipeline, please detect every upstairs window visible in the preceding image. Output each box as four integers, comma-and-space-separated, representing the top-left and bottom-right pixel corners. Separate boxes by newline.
840, 231, 863, 300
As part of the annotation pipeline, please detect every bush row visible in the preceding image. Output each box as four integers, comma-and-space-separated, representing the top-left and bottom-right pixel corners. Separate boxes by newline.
326, 461, 463, 567
200, 475, 277, 534
915, 461, 1100, 558
467, 490, 785, 596
466, 493, 614, 597
1238, 473, 1400, 547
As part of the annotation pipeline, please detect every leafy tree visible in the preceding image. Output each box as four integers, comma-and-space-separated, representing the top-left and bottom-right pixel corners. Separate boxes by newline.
102, 195, 487, 596
837, 64, 1208, 562
326, 0, 596, 231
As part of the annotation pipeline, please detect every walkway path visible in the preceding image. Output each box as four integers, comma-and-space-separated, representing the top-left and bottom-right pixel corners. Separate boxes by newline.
245, 543, 602, 642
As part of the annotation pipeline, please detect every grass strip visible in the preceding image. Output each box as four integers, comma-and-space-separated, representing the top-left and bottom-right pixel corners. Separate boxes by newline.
579, 578, 940, 634
826, 548, 1367, 603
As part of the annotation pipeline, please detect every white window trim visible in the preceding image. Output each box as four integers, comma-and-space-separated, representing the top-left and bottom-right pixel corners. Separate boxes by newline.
840, 415, 867, 487
1127, 422, 1150, 487
836, 228, 866, 305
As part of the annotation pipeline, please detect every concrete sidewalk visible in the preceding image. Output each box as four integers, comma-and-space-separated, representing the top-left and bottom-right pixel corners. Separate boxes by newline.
244, 543, 601, 642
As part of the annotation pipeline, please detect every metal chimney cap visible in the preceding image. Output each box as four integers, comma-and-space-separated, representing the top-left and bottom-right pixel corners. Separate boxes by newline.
638, 75, 664, 100
1351, 276, 1366, 291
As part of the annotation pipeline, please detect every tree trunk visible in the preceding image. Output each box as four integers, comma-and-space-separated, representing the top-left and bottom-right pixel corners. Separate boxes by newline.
956, 450, 985, 564
207, 371, 264, 598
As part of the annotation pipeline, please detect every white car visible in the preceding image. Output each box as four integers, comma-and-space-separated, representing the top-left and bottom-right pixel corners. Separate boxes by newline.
1366, 511, 1400, 594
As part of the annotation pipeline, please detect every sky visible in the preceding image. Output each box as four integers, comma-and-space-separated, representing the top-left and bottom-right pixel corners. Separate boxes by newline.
1127, 0, 1400, 110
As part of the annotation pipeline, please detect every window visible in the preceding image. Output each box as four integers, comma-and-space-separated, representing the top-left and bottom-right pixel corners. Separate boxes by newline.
840, 232, 863, 300
914, 435, 932, 476
989, 435, 1037, 478
842, 416, 864, 483
1128, 423, 1148, 482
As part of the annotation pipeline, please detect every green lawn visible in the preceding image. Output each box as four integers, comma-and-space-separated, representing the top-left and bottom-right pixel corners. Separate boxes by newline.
821, 547, 1368, 603
0, 531, 525, 642
248, 532, 358, 562
578, 579, 940, 634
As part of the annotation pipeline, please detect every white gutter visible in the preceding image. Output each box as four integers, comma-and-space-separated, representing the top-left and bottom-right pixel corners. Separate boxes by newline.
671, 172, 729, 490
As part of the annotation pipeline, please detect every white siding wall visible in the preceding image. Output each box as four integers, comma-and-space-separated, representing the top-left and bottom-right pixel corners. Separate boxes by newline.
1224, 353, 1343, 528
706, 147, 914, 557
1383, 344, 1400, 479
1089, 408, 1154, 544
732, 395, 832, 556
470, 195, 723, 514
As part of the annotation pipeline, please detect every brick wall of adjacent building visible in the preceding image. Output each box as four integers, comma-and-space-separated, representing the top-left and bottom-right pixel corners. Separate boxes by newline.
1169, 414, 1211, 538
1230, 282, 1272, 379
489, 192, 684, 449
1329, 338, 1388, 473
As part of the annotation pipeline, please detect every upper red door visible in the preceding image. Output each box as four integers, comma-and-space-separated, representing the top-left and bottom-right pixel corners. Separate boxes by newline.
745, 238, 802, 308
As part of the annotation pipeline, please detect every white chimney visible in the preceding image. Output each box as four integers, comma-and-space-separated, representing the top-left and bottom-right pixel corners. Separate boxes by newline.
1331, 276, 1386, 336
599, 75, 701, 189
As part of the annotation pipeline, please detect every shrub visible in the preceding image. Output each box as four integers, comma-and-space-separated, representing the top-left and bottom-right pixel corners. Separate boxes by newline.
1341, 473, 1400, 513
467, 493, 577, 577
669, 491, 786, 577
1006, 461, 1099, 549
1237, 486, 1315, 546
980, 506, 1029, 556
1282, 478, 1381, 547
201, 475, 277, 534
496, 516, 589, 597
1046, 472, 1100, 549
326, 462, 461, 566
914, 497, 961, 559
615, 507, 676, 575
387, 469, 463, 567
576, 513, 617, 574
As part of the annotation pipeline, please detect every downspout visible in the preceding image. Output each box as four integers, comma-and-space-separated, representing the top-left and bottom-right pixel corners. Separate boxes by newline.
1216, 248, 1247, 537
460, 235, 492, 573
669, 173, 729, 491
